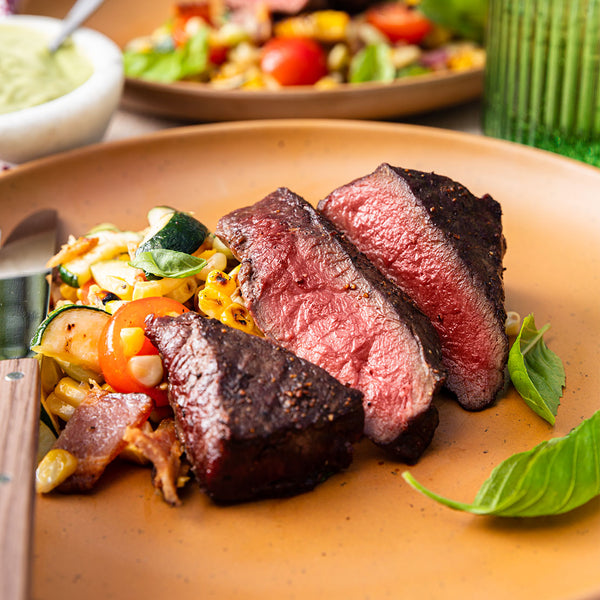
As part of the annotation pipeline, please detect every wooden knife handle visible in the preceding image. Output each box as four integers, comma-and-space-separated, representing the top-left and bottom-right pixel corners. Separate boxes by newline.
0, 358, 41, 600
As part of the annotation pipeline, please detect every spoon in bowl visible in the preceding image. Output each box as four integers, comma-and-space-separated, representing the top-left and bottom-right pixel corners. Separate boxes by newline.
47, 0, 105, 53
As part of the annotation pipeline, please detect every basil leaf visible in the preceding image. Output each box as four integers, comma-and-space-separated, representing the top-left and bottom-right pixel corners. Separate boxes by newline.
402, 410, 600, 517
508, 314, 566, 425
123, 28, 209, 83
130, 250, 206, 278
349, 44, 396, 84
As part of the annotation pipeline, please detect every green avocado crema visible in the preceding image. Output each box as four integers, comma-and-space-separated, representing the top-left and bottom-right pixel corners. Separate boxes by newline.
0, 24, 94, 115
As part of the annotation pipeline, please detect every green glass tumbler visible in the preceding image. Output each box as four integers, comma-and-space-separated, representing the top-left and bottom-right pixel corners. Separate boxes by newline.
483, 0, 600, 167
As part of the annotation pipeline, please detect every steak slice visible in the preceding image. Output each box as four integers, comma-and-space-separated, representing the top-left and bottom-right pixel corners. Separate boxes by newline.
216, 188, 445, 464
318, 164, 508, 410
145, 312, 364, 504
54, 389, 154, 492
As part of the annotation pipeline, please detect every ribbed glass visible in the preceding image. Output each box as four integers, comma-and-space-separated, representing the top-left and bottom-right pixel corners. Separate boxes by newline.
483, 0, 600, 167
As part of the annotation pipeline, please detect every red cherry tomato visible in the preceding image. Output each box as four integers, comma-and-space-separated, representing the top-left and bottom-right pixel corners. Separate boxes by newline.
366, 3, 432, 45
99, 297, 189, 406
260, 37, 328, 86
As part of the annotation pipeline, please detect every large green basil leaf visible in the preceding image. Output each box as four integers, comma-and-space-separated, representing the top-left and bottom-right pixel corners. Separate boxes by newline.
403, 410, 600, 517
123, 28, 208, 83
130, 249, 206, 279
508, 314, 565, 425
349, 44, 396, 84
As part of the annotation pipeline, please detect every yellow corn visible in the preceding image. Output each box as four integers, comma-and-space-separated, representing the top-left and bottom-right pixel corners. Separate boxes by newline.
60, 283, 79, 302
132, 277, 183, 300
198, 251, 228, 280
220, 302, 257, 334
36, 449, 78, 494
205, 270, 237, 296
505, 311, 521, 337
127, 354, 164, 388
275, 10, 349, 42
120, 327, 146, 357
196, 286, 232, 319
166, 277, 198, 304
45, 392, 76, 422
54, 376, 90, 408
40, 355, 63, 396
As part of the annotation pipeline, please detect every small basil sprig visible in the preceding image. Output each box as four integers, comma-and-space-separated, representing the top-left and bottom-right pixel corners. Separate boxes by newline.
508, 314, 566, 425
129, 249, 206, 279
403, 410, 600, 517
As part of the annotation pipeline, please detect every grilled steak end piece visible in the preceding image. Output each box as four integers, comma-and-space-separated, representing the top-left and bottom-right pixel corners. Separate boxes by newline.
145, 312, 364, 504
216, 187, 446, 464
319, 164, 508, 410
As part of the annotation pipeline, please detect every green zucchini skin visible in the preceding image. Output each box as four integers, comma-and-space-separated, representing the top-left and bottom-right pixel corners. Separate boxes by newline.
136, 211, 209, 256
31, 304, 110, 383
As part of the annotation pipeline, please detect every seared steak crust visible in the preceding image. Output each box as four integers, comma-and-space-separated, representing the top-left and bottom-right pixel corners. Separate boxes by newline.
216, 188, 445, 464
318, 164, 508, 410
145, 312, 364, 504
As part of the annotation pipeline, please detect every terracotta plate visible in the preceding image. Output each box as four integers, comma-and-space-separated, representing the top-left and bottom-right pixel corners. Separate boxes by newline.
1, 120, 599, 600
20, 0, 483, 122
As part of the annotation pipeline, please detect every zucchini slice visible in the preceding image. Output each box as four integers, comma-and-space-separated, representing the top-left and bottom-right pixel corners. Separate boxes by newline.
136, 209, 209, 256
59, 230, 142, 288
31, 304, 110, 383
90, 259, 140, 301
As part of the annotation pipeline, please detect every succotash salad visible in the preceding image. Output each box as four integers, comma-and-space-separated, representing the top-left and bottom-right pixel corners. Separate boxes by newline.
33, 207, 253, 494
123, 0, 485, 89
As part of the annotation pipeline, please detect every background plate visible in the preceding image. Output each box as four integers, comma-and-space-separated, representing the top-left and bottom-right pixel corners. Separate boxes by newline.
20, 0, 483, 122
1, 120, 599, 600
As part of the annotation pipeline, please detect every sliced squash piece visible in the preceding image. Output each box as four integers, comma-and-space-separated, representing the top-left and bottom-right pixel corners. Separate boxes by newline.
31, 305, 110, 383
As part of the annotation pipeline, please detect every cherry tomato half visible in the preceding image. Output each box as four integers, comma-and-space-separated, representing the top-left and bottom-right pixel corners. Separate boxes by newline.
99, 297, 189, 406
366, 3, 432, 45
260, 37, 328, 86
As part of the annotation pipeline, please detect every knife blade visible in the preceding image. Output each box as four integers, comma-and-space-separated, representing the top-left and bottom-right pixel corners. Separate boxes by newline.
0, 209, 57, 600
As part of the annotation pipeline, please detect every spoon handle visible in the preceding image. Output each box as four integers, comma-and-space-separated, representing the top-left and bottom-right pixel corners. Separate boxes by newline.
48, 0, 105, 53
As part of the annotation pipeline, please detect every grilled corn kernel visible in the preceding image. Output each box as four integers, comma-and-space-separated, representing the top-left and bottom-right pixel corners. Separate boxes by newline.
36, 449, 78, 493
196, 286, 232, 318
198, 251, 228, 280
220, 302, 256, 334
127, 354, 164, 388
205, 270, 237, 296
45, 392, 76, 421
54, 377, 90, 408
40, 355, 63, 396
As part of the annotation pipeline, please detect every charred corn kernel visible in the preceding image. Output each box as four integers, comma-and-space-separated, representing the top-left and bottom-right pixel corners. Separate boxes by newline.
120, 327, 146, 357
60, 283, 79, 302
46, 392, 76, 421
220, 302, 256, 334
196, 286, 232, 318
54, 377, 89, 408
205, 270, 237, 296
127, 354, 164, 388
166, 277, 198, 304
198, 251, 228, 280
505, 311, 521, 337
36, 449, 78, 494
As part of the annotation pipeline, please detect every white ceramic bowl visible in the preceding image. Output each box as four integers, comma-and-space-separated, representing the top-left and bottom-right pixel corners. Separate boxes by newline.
0, 14, 124, 164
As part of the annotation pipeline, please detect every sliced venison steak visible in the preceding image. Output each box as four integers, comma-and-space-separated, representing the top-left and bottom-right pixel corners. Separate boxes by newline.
216, 188, 445, 464
145, 312, 364, 504
318, 164, 508, 410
